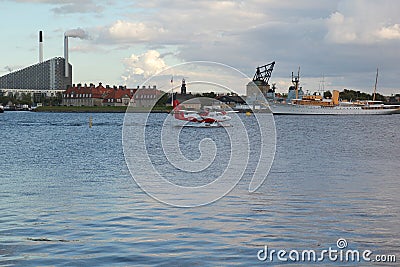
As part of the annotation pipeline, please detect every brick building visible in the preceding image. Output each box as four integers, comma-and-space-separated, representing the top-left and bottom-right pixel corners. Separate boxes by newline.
131, 86, 163, 108
62, 83, 112, 106
62, 83, 162, 107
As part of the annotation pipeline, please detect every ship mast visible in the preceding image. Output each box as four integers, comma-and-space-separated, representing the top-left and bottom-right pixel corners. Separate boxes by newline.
292, 67, 300, 99
373, 68, 378, 101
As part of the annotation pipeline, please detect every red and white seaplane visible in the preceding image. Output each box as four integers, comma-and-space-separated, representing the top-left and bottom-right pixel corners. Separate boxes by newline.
172, 100, 237, 127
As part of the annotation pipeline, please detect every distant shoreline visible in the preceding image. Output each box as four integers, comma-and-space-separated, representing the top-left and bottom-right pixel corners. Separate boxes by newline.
32, 106, 171, 113
30, 106, 255, 113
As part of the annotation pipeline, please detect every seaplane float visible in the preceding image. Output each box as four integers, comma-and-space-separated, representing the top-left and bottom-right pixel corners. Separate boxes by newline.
172, 100, 238, 127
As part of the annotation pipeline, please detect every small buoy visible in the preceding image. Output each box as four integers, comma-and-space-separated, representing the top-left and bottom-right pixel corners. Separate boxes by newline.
89, 116, 93, 128
245, 111, 251, 116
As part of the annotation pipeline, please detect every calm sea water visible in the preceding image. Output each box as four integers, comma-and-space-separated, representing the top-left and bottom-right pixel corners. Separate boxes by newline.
0, 112, 399, 266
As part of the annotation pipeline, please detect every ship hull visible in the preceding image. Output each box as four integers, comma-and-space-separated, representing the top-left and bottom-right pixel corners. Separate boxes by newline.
269, 104, 398, 115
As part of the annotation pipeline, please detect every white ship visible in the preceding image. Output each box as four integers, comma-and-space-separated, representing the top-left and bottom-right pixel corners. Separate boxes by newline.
269, 68, 399, 115
269, 101, 399, 115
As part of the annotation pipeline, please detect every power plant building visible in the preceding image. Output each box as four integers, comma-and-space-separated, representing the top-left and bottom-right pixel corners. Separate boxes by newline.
0, 57, 72, 90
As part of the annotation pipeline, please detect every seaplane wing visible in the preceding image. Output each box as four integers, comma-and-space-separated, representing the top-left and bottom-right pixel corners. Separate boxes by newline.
179, 110, 198, 113
172, 100, 234, 126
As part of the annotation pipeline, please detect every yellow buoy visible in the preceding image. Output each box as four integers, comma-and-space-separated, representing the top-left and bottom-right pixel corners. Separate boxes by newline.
245, 111, 251, 116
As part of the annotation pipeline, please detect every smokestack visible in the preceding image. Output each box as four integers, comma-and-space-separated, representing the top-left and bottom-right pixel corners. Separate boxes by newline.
64, 35, 69, 77
63, 28, 88, 78
39, 31, 43, 63
332, 90, 340, 106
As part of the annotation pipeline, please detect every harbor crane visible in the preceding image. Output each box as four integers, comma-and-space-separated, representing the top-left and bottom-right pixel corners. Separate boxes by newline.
253, 61, 275, 85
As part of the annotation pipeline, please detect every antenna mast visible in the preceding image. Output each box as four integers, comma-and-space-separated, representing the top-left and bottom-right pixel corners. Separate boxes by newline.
373, 68, 378, 101
292, 67, 300, 99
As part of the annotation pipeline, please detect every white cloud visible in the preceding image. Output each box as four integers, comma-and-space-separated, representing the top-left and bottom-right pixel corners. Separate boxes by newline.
85, 0, 400, 93
325, 12, 358, 43
121, 50, 168, 86
95, 1, 268, 46
9, 0, 105, 14
51, 2, 104, 14
100, 0, 399, 94
13, 0, 400, 93
102, 20, 167, 43
325, 0, 400, 44
376, 24, 400, 40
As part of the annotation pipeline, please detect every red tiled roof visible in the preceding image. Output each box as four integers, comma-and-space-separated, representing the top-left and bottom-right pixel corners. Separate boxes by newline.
102, 89, 135, 102
134, 89, 162, 96
64, 84, 111, 98
64, 83, 138, 100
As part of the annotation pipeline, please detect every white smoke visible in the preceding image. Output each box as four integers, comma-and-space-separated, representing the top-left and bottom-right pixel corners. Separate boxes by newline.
64, 28, 89, 39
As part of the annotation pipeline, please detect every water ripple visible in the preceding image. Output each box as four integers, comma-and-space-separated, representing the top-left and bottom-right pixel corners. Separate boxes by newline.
0, 112, 399, 265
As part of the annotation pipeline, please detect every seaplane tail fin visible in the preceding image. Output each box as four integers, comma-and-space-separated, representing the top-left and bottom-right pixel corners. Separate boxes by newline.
173, 100, 180, 109
172, 100, 185, 120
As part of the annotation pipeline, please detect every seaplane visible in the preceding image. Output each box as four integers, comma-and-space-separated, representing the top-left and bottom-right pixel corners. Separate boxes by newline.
172, 100, 238, 127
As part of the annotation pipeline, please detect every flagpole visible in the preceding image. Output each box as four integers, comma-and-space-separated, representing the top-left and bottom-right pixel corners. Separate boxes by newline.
171, 75, 174, 107
170, 76, 174, 127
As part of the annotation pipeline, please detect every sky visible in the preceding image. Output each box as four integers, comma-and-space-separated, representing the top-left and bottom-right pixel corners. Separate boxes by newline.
1, 0, 400, 95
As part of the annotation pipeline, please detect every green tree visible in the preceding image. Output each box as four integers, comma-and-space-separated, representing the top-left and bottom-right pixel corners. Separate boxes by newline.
43, 92, 62, 106
202, 92, 216, 98
374, 93, 386, 101
323, 90, 332, 99
19, 93, 32, 105
0, 95, 8, 105
155, 92, 169, 106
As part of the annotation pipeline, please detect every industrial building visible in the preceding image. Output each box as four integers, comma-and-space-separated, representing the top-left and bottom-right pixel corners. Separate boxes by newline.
0, 31, 73, 102
246, 62, 275, 105
0, 57, 72, 91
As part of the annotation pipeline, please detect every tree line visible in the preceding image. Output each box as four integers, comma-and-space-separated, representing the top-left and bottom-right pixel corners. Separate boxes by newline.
0, 92, 62, 106
323, 89, 386, 101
